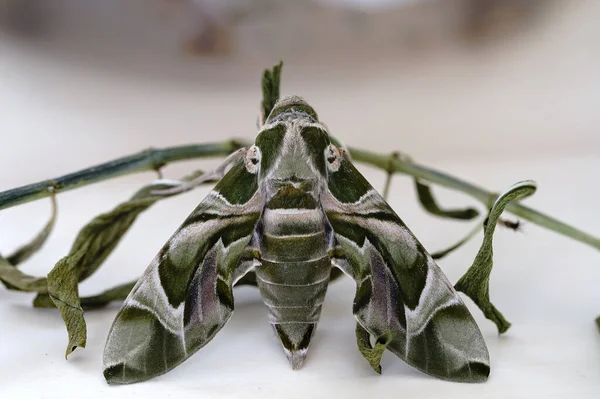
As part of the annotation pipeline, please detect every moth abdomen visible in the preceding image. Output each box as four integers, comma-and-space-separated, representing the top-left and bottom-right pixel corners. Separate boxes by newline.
256, 206, 331, 369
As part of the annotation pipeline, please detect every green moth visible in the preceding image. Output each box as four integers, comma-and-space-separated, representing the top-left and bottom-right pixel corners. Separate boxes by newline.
103, 96, 490, 384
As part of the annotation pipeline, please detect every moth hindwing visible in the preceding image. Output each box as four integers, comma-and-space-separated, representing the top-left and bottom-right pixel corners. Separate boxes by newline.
103, 95, 489, 384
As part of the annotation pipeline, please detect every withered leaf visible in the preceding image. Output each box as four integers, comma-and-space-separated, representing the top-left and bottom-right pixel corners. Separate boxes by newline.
415, 179, 479, 220
454, 181, 537, 334
6, 194, 58, 266
1, 195, 56, 291
46, 178, 199, 357
355, 323, 391, 374
0, 256, 47, 293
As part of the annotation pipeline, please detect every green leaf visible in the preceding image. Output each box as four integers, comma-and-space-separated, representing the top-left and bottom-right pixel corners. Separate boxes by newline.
79, 281, 136, 309
0, 256, 47, 292
32, 293, 55, 308
34, 282, 136, 310
0, 195, 56, 291
454, 180, 537, 334
46, 179, 191, 357
261, 61, 283, 120
595, 316, 600, 332
6, 194, 58, 266
355, 323, 391, 374
415, 180, 479, 220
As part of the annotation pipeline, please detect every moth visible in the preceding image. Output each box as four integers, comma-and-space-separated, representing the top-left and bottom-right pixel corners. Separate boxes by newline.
103, 96, 490, 384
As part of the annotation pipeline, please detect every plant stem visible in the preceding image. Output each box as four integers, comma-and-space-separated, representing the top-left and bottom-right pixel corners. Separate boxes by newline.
0, 140, 248, 211
348, 147, 600, 251
1, 141, 598, 251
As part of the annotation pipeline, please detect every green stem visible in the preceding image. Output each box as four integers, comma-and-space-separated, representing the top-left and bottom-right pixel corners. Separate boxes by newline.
0, 140, 248, 211
348, 147, 600, 251
1, 141, 598, 251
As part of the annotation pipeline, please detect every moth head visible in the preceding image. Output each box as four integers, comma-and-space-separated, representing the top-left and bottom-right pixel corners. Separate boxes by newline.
254, 97, 334, 182
265, 95, 319, 125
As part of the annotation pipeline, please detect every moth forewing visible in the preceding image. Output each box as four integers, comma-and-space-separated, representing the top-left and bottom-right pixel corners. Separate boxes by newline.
102, 156, 265, 385
321, 153, 490, 383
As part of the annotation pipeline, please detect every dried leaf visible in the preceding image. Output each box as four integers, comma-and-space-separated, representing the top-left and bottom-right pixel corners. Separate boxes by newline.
415, 180, 479, 220
7, 194, 58, 265
34, 282, 136, 310
0, 195, 56, 291
355, 323, 391, 374
46, 179, 189, 357
261, 61, 283, 119
0, 256, 47, 292
78, 281, 137, 309
32, 293, 54, 308
454, 181, 537, 334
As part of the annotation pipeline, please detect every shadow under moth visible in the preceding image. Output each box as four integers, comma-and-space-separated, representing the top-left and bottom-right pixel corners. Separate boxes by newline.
102, 95, 490, 385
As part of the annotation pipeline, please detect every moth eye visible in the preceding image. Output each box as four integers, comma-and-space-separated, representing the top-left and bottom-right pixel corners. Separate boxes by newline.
245, 145, 261, 173
325, 144, 341, 172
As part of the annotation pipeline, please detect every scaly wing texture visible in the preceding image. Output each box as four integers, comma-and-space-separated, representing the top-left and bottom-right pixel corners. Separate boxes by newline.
103, 160, 264, 384
322, 156, 490, 383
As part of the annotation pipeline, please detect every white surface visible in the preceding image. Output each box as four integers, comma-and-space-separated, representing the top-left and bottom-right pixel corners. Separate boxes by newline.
1, 3, 600, 397
1, 154, 600, 399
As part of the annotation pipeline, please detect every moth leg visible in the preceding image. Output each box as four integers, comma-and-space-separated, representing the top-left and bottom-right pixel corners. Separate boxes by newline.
152, 147, 247, 196
327, 231, 354, 280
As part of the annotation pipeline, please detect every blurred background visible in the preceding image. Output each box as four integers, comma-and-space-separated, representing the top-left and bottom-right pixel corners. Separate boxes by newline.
1, 1, 600, 398
0, 0, 598, 181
